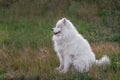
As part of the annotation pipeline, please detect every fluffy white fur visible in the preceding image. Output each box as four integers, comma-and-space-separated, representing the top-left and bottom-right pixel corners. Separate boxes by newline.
52, 18, 110, 73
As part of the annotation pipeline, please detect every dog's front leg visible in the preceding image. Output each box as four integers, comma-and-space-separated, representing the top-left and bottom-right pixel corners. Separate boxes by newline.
60, 55, 72, 73
56, 53, 64, 71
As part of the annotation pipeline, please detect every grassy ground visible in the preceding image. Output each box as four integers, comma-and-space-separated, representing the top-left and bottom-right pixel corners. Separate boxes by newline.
0, 0, 120, 80
0, 19, 120, 80
0, 44, 119, 80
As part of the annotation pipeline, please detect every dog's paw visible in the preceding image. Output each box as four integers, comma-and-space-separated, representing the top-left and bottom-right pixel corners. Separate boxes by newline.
54, 67, 61, 72
56, 67, 63, 71
59, 70, 67, 73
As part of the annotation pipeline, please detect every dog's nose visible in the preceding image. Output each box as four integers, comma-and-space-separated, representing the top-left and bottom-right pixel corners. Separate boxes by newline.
51, 28, 54, 31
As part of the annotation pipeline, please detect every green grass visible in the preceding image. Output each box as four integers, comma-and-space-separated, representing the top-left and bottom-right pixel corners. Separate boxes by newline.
0, 16, 119, 80
0, 19, 119, 80
0, 20, 53, 48
0, 19, 94, 48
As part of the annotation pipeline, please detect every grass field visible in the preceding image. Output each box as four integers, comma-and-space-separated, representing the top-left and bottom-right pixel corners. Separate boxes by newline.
0, 0, 120, 80
0, 18, 120, 80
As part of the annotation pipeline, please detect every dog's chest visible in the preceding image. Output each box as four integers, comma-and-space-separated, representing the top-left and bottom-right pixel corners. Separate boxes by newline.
55, 41, 71, 54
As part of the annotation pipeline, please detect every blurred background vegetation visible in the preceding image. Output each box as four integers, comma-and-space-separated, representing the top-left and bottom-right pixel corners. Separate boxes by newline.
0, 0, 120, 80
0, 0, 120, 48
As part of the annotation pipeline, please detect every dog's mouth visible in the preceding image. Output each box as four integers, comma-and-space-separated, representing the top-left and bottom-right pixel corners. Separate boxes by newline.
54, 31, 61, 35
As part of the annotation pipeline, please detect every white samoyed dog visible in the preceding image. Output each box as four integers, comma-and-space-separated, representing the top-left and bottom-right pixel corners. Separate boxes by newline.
52, 18, 110, 73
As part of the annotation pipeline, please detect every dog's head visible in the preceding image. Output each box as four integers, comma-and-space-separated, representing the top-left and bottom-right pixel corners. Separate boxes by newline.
52, 18, 68, 35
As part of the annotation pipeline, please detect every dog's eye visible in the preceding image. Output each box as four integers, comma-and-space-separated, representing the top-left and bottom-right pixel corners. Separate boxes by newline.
57, 26, 61, 28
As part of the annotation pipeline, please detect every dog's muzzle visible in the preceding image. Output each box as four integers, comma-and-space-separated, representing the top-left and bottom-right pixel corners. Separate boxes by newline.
51, 28, 61, 35
54, 31, 61, 35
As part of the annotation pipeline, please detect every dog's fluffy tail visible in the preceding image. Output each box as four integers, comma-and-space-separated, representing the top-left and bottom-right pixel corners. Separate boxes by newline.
95, 55, 110, 67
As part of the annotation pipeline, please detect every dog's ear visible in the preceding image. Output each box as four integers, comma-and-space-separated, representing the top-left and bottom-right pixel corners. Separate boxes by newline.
63, 18, 67, 24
